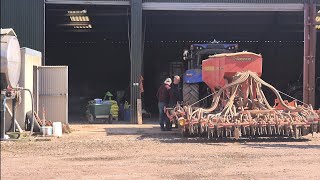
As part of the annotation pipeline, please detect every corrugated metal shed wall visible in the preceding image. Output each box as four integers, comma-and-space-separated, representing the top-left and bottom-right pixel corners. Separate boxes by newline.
0, 0, 45, 54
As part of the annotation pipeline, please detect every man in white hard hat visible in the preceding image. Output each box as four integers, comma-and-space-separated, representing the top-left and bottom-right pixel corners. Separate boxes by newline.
156, 78, 172, 131
168, 75, 181, 129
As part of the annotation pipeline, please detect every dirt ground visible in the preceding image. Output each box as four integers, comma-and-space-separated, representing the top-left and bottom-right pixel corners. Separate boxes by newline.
1, 122, 320, 180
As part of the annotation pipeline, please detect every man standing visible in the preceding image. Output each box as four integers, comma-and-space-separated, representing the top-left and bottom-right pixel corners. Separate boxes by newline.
169, 75, 181, 107
156, 78, 171, 131
168, 75, 181, 129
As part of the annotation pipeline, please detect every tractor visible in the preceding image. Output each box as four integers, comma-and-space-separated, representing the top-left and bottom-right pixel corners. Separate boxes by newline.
182, 41, 238, 107
167, 51, 320, 139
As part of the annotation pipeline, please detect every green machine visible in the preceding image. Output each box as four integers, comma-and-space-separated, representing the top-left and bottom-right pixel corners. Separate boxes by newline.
86, 91, 118, 124
86, 102, 112, 124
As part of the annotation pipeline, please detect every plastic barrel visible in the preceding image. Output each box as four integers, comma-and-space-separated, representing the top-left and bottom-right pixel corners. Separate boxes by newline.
40, 126, 53, 136
94, 99, 102, 104
53, 122, 62, 137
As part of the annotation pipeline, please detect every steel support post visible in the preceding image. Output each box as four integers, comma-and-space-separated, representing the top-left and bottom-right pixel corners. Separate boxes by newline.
304, 2, 310, 105
304, 0, 317, 107
130, 0, 143, 124
309, 1, 317, 107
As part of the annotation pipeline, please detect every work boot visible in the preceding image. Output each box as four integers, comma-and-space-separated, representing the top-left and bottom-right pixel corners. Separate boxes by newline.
165, 122, 172, 131
160, 124, 165, 131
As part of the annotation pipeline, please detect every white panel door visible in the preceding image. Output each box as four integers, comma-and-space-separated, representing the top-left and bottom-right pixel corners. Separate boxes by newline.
38, 66, 68, 123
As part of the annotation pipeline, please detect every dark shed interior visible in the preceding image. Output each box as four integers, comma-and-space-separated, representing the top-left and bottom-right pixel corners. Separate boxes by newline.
46, 5, 319, 120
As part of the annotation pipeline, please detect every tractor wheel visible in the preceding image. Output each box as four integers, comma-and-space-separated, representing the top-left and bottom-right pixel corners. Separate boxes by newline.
199, 83, 213, 108
183, 83, 199, 106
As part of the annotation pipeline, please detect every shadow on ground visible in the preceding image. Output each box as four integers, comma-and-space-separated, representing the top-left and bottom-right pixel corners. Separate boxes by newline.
69, 114, 315, 148
103, 125, 313, 147
243, 143, 320, 149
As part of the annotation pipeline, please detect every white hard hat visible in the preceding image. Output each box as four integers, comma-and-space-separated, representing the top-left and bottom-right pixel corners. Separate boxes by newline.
164, 78, 172, 85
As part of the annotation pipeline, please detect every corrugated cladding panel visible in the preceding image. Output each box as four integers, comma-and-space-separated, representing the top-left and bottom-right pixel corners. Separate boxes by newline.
130, 0, 143, 123
0, 0, 44, 54
142, 0, 308, 3
39, 96, 68, 123
39, 67, 68, 95
39, 66, 68, 124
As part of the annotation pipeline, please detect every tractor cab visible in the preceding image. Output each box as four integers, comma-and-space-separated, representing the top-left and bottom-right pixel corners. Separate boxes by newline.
181, 41, 239, 107
183, 41, 238, 69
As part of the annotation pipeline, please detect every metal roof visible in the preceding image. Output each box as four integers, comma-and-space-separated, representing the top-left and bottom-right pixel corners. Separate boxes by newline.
142, 2, 304, 11
45, 0, 320, 5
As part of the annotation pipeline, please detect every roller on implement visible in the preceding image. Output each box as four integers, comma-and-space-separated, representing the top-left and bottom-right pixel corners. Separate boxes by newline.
167, 52, 320, 139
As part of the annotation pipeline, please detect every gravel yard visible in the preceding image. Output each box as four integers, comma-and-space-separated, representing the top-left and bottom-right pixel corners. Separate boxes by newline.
1, 123, 320, 180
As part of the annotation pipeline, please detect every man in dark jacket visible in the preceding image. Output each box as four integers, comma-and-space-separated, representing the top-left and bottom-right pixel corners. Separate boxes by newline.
156, 78, 171, 131
168, 75, 181, 129
169, 75, 181, 107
